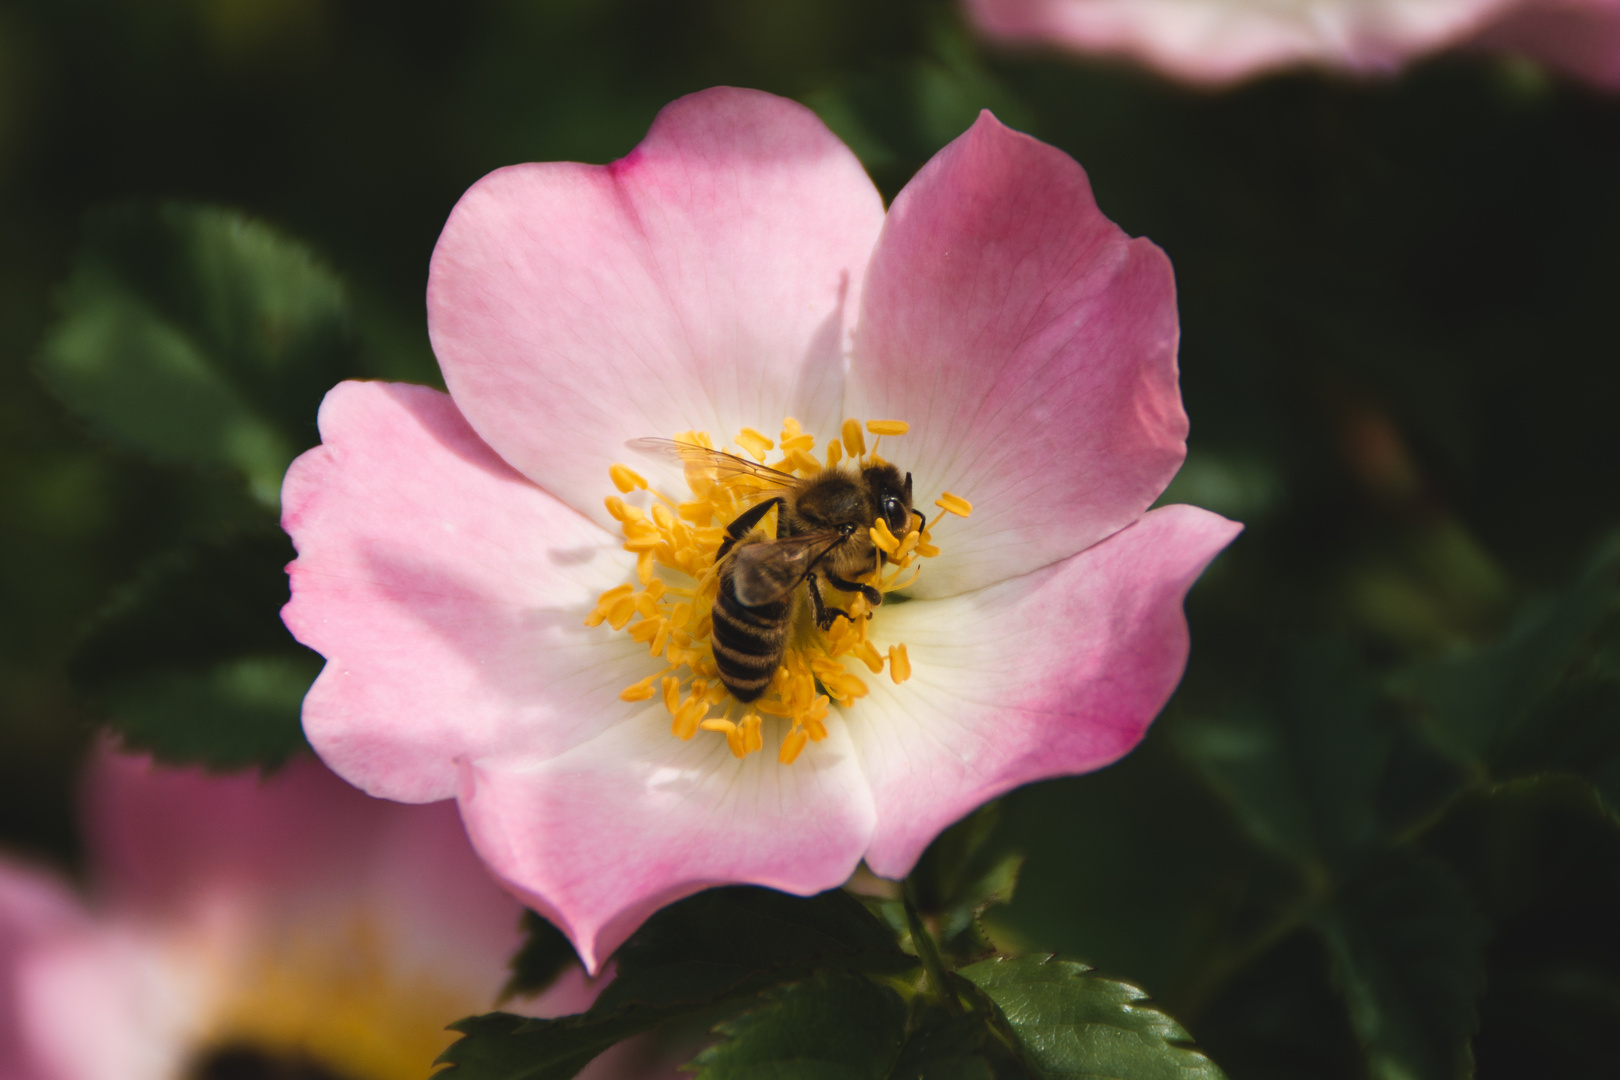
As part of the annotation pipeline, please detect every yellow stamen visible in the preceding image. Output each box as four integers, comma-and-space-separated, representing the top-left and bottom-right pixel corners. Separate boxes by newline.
869, 519, 900, 556
779, 728, 809, 764
840, 418, 866, 458
865, 419, 909, 436
735, 428, 774, 461
609, 464, 647, 493
888, 644, 911, 684
936, 492, 973, 517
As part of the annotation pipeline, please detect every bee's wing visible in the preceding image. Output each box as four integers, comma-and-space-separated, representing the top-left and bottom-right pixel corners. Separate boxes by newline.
626, 437, 798, 492
728, 532, 846, 607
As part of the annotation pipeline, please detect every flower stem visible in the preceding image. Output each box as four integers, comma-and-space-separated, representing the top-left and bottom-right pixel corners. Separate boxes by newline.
901, 877, 961, 1015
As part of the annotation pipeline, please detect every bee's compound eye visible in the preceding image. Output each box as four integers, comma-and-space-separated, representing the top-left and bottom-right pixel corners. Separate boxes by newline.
882, 497, 908, 534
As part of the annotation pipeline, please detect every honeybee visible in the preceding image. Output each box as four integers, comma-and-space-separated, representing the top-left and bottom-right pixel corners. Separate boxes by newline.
628, 438, 921, 702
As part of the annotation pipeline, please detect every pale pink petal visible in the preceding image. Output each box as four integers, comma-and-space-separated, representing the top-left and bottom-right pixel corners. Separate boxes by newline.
847, 112, 1186, 599
456, 712, 877, 972
966, 0, 1517, 83
851, 504, 1241, 878
1472, 0, 1620, 87
282, 380, 651, 803
0, 862, 84, 1080
428, 86, 887, 530
18, 926, 205, 1080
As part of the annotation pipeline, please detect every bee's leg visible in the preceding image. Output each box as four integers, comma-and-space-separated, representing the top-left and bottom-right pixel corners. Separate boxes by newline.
807, 573, 850, 631
824, 572, 883, 610
716, 498, 784, 560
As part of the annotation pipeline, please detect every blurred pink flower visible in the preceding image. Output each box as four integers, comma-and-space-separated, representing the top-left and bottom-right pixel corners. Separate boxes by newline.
966, 0, 1620, 87
1471, 0, 1620, 87
281, 87, 1240, 973
0, 746, 581, 1080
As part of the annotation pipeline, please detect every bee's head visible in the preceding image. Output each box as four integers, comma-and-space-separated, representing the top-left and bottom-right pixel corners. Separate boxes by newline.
862, 463, 915, 536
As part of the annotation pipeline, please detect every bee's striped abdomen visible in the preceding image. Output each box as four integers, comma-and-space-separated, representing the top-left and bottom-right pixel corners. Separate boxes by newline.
711, 578, 789, 703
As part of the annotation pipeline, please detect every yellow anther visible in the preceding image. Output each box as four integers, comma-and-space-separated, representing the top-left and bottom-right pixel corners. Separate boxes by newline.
604, 496, 643, 523
606, 594, 637, 630
840, 418, 866, 458
853, 641, 884, 674
609, 463, 647, 493
866, 420, 909, 436
627, 618, 661, 644
652, 504, 677, 531
779, 729, 809, 764
784, 448, 820, 475
915, 541, 940, 558
699, 718, 736, 733
735, 428, 774, 461
661, 676, 681, 715
780, 433, 816, 453
825, 440, 843, 468
633, 592, 660, 619
869, 519, 900, 555
636, 551, 656, 585
645, 578, 667, 601
888, 644, 911, 684
672, 708, 701, 740
936, 492, 973, 517
620, 676, 658, 702
741, 714, 763, 755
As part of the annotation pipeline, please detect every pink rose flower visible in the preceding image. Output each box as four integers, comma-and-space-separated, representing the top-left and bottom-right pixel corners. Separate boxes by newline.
0, 746, 567, 1080
280, 87, 1241, 973
966, 0, 1620, 87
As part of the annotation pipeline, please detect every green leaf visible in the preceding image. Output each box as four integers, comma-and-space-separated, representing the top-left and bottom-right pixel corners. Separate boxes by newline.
436, 1012, 633, 1080
439, 888, 917, 1079
71, 532, 317, 769
960, 955, 1226, 1080
1315, 850, 1489, 1080
1171, 639, 1395, 868
887, 998, 1035, 1080
591, 886, 915, 1015
502, 911, 581, 1003
689, 972, 908, 1080
36, 203, 356, 506
906, 802, 1024, 959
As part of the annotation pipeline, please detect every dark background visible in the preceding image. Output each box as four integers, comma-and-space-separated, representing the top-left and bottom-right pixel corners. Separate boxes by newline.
2, 2, 1618, 1077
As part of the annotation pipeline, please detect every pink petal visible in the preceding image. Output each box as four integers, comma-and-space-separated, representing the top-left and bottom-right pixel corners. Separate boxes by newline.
84, 745, 525, 994
965, 0, 1516, 84
0, 861, 84, 1080
456, 713, 877, 972
848, 111, 1187, 599
282, 381, 650, 803
427, 86, 887, 530
1471, 0, 1620, 87
17, 926, 201, 1080
852, 504, 1241, 878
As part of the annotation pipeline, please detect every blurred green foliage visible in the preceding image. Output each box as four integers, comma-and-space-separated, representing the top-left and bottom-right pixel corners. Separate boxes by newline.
1, 0, 1618, 1077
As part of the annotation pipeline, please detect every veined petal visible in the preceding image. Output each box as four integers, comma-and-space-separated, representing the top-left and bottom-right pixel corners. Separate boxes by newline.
848, 111, 1187, 599
428, 86, 886, 529
852, 504, 1241, 878
282, 381, 649, 803
965, 0, 1517, 84
457, 711, 877, 973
